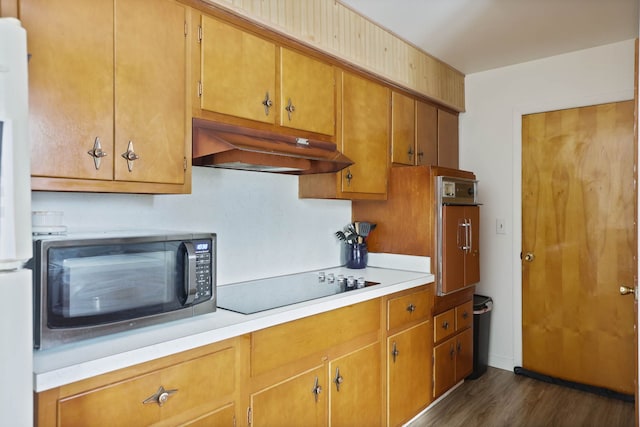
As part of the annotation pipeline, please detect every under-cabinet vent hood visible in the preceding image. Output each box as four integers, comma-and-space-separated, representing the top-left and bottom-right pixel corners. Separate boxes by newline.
192, 119, 353, 174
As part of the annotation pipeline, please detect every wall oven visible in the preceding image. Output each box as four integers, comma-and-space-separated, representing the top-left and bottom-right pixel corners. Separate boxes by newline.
30, 232, 216, 349
436, 176, 480, 295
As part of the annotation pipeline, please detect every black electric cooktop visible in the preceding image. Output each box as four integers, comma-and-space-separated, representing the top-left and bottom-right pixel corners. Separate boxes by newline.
216, 270, 378, 315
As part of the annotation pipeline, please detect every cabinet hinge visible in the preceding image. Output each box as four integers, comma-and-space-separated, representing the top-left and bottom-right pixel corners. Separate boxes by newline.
184, 21, 188, 37
247, 407, 252, 425
183, 157, 187, 171
198, 25, 203, 43
198, 81, 203, 98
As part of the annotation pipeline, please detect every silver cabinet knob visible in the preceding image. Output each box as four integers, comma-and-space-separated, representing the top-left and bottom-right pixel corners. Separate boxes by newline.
121, 140, 139, 172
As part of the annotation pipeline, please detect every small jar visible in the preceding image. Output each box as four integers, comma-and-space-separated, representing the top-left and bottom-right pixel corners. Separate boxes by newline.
345, 242, 368, 269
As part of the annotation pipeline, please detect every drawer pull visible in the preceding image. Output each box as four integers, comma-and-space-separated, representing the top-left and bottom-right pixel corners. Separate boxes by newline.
449, 344, 455, 360
406, 303, 416, 313
442, 320, 450, 330
143, 385, 178, 407
312, 376, 322, 403
462, 311, 469, 319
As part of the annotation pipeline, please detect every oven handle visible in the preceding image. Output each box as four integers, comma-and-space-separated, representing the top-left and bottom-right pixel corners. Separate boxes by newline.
183, 242, 197, 305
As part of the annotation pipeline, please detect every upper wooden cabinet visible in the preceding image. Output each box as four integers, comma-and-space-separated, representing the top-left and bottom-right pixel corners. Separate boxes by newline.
299, 71, 389, 200
199, 15, 277, 124
437, 109, 459, 169
196, 14, 335, 137
391, 92, 416, 166
416, 101, 438, 166
22, 0, 190, 193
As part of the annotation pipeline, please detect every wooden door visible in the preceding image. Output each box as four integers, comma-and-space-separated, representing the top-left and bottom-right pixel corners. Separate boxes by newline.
391, 91, 415, 165
280, 48, 335, 136
465, 206, 481, 285
455, 328, 473, 382
522, 101, 636, 394
388, 321, 432, 426
433, 337, 455, 398
200, 15, 276, 124
437, 110, 459, 169
251, 366, 327, 427
114, 0, 187, 184
329, 342, 382, 427
416, 101, 438, 166
22, 0, 114, 181
340, 72, 390, 196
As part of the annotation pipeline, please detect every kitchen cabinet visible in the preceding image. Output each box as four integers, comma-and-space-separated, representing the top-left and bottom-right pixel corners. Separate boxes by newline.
437, 109, 459, 169
385, 285, 434, 426
433, 300, 473, 398
35, 338, 243, 427
248, 298, 383, 426
416, 101, 438, 166
391, 91, 416, 165
195, 13, 335, 136
21, 0, 190, 194
442, 205, 480, 294
299, 71, 390, 200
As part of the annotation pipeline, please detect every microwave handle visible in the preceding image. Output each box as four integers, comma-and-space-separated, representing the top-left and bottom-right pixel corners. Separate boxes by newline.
183, 242, 197, 305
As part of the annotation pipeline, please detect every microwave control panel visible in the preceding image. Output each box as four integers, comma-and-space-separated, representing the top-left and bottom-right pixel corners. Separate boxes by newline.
193, 239, 214, 303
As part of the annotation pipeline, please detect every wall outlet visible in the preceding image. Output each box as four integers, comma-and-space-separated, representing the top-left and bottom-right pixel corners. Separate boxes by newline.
496, 218, 506, 234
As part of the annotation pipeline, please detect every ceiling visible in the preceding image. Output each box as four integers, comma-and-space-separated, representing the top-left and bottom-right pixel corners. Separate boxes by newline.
339, 0, 639, 74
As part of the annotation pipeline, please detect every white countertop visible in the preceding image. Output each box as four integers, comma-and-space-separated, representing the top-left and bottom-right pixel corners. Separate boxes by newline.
33, 254, 433, 392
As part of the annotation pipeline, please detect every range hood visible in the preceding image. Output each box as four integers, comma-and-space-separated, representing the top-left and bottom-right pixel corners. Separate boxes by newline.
192, 119, 353, 174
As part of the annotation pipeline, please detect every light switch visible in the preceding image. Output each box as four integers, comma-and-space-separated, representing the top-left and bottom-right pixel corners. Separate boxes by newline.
496, 218, 506, 234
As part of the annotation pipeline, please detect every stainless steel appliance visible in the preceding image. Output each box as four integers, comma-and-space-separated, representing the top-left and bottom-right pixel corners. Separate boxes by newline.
217, 270, 378, 314
30, 232, 216, 349
436, 176, 480, 295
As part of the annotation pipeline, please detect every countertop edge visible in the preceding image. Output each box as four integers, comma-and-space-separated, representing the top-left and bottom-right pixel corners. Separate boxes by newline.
33, 269, 434, 392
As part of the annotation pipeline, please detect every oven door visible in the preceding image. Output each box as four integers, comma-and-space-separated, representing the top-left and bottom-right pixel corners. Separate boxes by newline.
43, 239, 193, 329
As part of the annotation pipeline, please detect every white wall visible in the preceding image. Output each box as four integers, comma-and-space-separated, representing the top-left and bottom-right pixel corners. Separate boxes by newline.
460, 39, 636, 370
32, 167, 351, 286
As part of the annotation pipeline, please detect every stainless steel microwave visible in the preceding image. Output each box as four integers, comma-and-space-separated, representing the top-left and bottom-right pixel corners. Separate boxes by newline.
29, 232, 216, 349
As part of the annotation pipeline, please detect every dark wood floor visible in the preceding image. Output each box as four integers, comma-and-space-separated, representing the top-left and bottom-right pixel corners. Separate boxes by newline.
408, 367, 635, 427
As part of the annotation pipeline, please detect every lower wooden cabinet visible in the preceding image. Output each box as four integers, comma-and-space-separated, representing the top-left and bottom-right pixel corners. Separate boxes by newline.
433, 299, 473, 398
35, 339, 241, 427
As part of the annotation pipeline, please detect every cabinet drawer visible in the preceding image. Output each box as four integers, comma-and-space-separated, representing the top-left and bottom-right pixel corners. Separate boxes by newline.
433, 309, 456, 342
58, 346, 236, 426
387, 286, 433, 331
455, 300, 473, 331
251, 298, 380, 377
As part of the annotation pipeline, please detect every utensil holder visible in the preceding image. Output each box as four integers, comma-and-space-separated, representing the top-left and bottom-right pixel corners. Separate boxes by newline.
345, 242, 368, 269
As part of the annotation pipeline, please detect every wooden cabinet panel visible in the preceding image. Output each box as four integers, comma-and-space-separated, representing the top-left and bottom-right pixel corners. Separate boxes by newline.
391, 91, 416, 165
339, 72, 390, 196
114, 0, 187, 185
416, 101, 438, 166
200, 15, 276, 124
433, 337, 456, 398
58, 346, 236, 427
456, 300, 473, 331
23, 0, 114, 181
280, 48, 335, 136
465, 206, 481, 285
437, 109, 459, 169
387, 321, 432, 427
183, 404, 235, 427
433, 309, 456, 342
251, 298, 380, 377
455, 327, 473, 382
251, 366, 327, 427
387, 286, 433, 331
442, 205, 480, 294
329, 342, 382, 427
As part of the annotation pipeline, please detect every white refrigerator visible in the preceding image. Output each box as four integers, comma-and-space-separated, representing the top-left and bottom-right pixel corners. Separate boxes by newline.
0, 18, 33, 427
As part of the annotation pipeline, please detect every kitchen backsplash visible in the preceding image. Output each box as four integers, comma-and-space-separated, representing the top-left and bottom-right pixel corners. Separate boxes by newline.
31, 167, 352, 285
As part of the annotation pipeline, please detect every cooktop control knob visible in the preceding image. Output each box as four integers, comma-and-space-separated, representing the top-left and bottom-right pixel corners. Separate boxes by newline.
327, 273, 335, 283
346, 275, 355, 288
357, 277, 366, 288
318, 272, 326, 282
337, 274, 345, 285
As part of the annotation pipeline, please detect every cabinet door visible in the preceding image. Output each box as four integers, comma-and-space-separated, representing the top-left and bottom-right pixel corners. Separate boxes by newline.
441, 205, 466, 294
416, 101, 438, 166
465, 205, 481, 285
437, 109, 459, 169
387, 321, 432, 427
280, 48, 334, 136
22, 0, 115, 181
200, 16, 276, 124
114, 0, 187, 184
329, 342, 382, 427
433, 337, 456, 398
455, 327, 473, 382
340, 72, 390, 196
391, 92, 415, 165
251, 366, 327, 427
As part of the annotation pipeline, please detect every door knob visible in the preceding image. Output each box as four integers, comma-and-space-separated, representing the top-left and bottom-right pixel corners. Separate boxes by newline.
620, 285, 636, 296
523, 252, 535, 262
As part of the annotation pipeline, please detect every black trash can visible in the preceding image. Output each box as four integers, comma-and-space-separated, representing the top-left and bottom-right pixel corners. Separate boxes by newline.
467, 294, 493, 380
